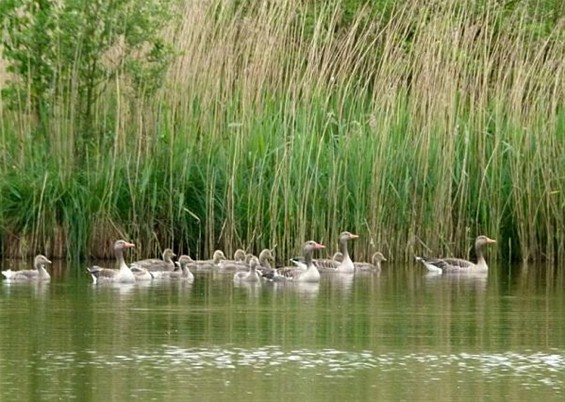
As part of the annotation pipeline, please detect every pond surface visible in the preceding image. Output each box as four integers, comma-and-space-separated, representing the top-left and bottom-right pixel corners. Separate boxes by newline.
1, 261, 564, 401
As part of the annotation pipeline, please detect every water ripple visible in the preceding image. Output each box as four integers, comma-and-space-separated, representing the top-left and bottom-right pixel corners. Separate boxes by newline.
38, 347, 564, 391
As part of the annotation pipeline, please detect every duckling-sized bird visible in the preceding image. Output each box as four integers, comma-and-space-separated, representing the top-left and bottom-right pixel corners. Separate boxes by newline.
166, 255, 195, 282
2, 255, 52, 281
354, 252, 387, 273
218, 249, 248, 271
233, 256, 261, 283
192, 250, 227, 271
130, 248, 176, 279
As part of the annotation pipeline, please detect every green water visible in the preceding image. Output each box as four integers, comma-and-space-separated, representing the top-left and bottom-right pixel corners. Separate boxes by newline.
0, 262, 564, 401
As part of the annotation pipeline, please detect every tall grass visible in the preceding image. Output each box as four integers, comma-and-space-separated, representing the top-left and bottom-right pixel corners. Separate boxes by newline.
0, 0, 563, 265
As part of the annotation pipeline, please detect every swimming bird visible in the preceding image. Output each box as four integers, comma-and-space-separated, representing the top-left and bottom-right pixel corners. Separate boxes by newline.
167, 255, 195, 282
86, 240, 136, 284
415, 235, 496, 274
313, 231, 358, 273
130, 248, 176, 279
218, 249, 248, 271
192, 250, 227, 271
1, 255, 52, 281
277, 240, 325, 282
233, 256, 261, 283
354, 252, 387, 273
290, 251, 343, 272
257, 249, 285, 280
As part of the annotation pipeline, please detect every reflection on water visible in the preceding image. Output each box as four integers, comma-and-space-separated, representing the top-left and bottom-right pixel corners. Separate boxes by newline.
37, 344, 563, 382
0, 262, 564, 401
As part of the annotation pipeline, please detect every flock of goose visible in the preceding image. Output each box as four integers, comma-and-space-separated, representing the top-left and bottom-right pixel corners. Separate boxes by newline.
0, 232, 496, 284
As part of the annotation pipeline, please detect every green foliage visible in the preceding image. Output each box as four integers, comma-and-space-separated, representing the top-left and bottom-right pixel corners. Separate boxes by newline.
1, 0, 177, 140
0, 0, 563, 264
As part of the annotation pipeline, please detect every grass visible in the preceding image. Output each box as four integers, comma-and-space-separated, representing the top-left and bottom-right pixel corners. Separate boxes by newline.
0, 0, 563, 265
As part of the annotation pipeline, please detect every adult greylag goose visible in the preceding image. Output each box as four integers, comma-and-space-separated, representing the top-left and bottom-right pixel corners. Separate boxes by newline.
290, 251, 343, 272
192, 250, 227, 271
1, 254, 52, 281
130, 248, 176, 279
277, 241, 325, 282
416, 235, 496, 274
233, 256, 261, 283
166, 255, 195, 282
86, 240, 136, 284
321, 231, 359, 273
354, 252, 387, 273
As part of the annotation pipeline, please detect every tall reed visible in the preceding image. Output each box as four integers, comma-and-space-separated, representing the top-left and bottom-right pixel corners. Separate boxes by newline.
0, 0, 562, 265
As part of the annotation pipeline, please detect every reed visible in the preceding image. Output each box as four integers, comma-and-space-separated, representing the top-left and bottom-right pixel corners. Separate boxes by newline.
0, 0, 562, 265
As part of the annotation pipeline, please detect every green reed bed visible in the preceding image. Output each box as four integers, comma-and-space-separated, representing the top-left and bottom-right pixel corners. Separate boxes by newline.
0, 0, 563, 264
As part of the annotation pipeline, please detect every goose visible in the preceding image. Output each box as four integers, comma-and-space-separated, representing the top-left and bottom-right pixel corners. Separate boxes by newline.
218, 249, 249, 271
258, 249, 274, 268
130, 248, 176, 279
233, 256, 261, 283
416, 235, 496, 274
130, 266, 154, 281
354, 252, 387, 273
276, 240, 325, 282
86, 240, 136, 284
166, 255, 195, 282
256, 249, 284, 280
290, 251, 343, 271
1, 254, 52, 281
318, 231, 358, 273
192, 250, 227, 271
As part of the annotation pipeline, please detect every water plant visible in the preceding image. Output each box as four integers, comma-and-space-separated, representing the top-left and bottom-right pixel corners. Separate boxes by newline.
0, 0, 562, 265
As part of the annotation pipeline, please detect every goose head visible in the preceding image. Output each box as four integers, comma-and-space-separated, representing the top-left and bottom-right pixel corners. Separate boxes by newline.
162, 248, 177, 262
212, 250, 227, 263
475, 235, 496, 248
114, 240, 135, 251
233, 249, 246, 261
372, 252, 387, 263
34, 254, 52, 270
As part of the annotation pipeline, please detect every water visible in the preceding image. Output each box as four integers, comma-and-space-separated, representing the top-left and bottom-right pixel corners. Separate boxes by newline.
1, 262, 564, 401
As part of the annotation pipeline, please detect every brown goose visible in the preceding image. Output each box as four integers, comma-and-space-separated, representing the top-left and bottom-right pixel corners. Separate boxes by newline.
290, 251, 344, 273
166, 255, 195, 282
416, 235, 496, 274
258, 249, 274, 267
130, 248, 176, 279
86, 240, 136, 284
256, 249, 279, 278
354, 252, 387, 273
274, 241, 325, 282
218, 249, 249, 271
1, 255, 52, 281
233, 256, 261, 282
192, 250, 227, 271
313, 231, 359, 273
